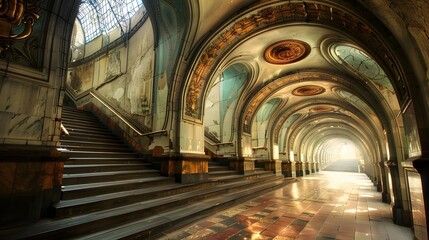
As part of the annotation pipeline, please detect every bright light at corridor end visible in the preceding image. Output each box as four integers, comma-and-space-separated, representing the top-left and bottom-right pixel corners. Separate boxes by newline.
320, 138, 362, 162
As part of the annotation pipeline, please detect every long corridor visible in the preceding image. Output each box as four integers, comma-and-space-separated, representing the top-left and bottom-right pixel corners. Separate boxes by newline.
156, 171, 414, 240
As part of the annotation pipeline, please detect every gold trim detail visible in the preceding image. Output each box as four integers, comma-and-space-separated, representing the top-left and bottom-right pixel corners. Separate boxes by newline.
264, 40, 311, 64
292, 85, 325, 96
0, 0, 41, 53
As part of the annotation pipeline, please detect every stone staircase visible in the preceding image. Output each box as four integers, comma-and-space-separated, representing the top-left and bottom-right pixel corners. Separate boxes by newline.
0, 106, 294, 239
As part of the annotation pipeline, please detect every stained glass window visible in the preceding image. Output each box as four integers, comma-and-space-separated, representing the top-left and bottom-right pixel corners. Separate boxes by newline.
76, 0, 144, 43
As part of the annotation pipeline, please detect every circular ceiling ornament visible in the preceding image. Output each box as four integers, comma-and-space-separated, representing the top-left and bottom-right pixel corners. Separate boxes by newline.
310, 106, 335, 112
264, 39, 311, 64
292, 85, 325, 96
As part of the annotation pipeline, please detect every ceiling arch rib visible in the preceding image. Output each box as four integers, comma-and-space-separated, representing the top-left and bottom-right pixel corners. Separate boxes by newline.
289, 117, 378, 160
309, 131, 374, 166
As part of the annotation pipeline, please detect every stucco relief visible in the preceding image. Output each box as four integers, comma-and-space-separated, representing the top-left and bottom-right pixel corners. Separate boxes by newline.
185, 2, 408, 120
264, 40, 311, 64
128, 53, 153, 116
68, 62, 94, 93
105, 51, 121, 81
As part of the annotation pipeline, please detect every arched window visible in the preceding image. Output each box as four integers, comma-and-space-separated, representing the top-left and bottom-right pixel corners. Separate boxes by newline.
205, 64, 248, 142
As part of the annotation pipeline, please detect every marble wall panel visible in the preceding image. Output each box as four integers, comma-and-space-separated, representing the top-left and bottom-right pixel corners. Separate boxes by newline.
0, 112, 44, 140
180, 121, 204, 154
0, 79, 47, 117
406, 170, 427, 239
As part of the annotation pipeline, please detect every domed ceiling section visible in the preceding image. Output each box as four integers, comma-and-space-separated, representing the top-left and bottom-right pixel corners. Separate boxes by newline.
186, 0, 405, 163
71, 0, 146, 61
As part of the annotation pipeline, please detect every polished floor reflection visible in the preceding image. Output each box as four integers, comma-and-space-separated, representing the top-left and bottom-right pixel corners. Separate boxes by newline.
157, 171, 414, 240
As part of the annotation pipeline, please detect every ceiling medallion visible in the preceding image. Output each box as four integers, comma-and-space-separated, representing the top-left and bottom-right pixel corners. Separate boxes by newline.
264, 39, 311, 64
310, 106, 334, 112
292, 85, 325, 96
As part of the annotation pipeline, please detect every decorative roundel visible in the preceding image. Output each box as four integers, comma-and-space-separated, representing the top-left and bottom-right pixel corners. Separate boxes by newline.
292, 85, 326, 96
264, 39, 311, 64
310, 106, 335, 112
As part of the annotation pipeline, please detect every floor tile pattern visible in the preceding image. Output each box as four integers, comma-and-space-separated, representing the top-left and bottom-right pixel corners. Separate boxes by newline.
157, 171, 414, 240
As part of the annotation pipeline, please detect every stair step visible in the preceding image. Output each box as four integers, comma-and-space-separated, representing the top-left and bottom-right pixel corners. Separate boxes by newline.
62, 169, 160, 185
82, 178, 294, 240
208, 165, 230, 171
208, 170, 241, 178
62, 114, 100, 123
66, 157, 145, 165
1, 177, 294, 239
62, 135, 122, 143
60, 144, 134, 153
65, 128, 117, 137
62, 122, 109, 132
62, 118, 106, 127
63, 163, 151, 174
55, 183, 191, 218
61, 176, 176, 200
55, 174, 278, 218
210, 170, 275, 182
61, 110, 98, 118
63, 150, 139, 158
61, 140, 128, 148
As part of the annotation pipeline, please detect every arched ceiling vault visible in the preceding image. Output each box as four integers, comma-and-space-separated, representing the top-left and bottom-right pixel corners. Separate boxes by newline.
309, 132, 374, 163
173, 0, 418, 162
296, 123, 376, 158
183, 0, 411, 119
289, 117, 379, 158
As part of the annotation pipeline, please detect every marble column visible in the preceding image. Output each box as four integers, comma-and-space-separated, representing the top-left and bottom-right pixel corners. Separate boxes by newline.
386, 158, 412, 227
229, 156, 255, 175
304, 161, 310, 175
295, 161, 304, 177
282, 160, 292, 177
379, 160, 390, 203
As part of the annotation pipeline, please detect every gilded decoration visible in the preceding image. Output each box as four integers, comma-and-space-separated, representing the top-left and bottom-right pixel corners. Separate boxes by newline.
0, 0, 41, 54
273, 114, 288, 143
185, 1, 408, 120
242, 72, 334, 134
292, 85, 325, 96
264, 40, 311, 64
310, 106, 334, 112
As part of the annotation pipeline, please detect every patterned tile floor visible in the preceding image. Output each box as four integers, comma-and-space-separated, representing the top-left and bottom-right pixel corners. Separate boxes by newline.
156, 171, 414, 240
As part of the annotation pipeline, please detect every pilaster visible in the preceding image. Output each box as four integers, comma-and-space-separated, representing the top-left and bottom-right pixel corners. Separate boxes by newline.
0, 145, 68, 227
156, 153, 209, 183
386, 158, 412, 227
295, 161, 304, 177
304, 162, 310, 175
229, 156, 255, 175
282, 160, 292, 177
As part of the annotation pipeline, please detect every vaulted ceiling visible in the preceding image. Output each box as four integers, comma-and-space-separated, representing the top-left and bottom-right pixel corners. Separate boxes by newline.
174, 0, 417, 160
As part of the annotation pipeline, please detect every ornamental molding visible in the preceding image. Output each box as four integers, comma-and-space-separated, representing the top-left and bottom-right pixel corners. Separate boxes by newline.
0, 0, 41, 53
264, 39, 311, 65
